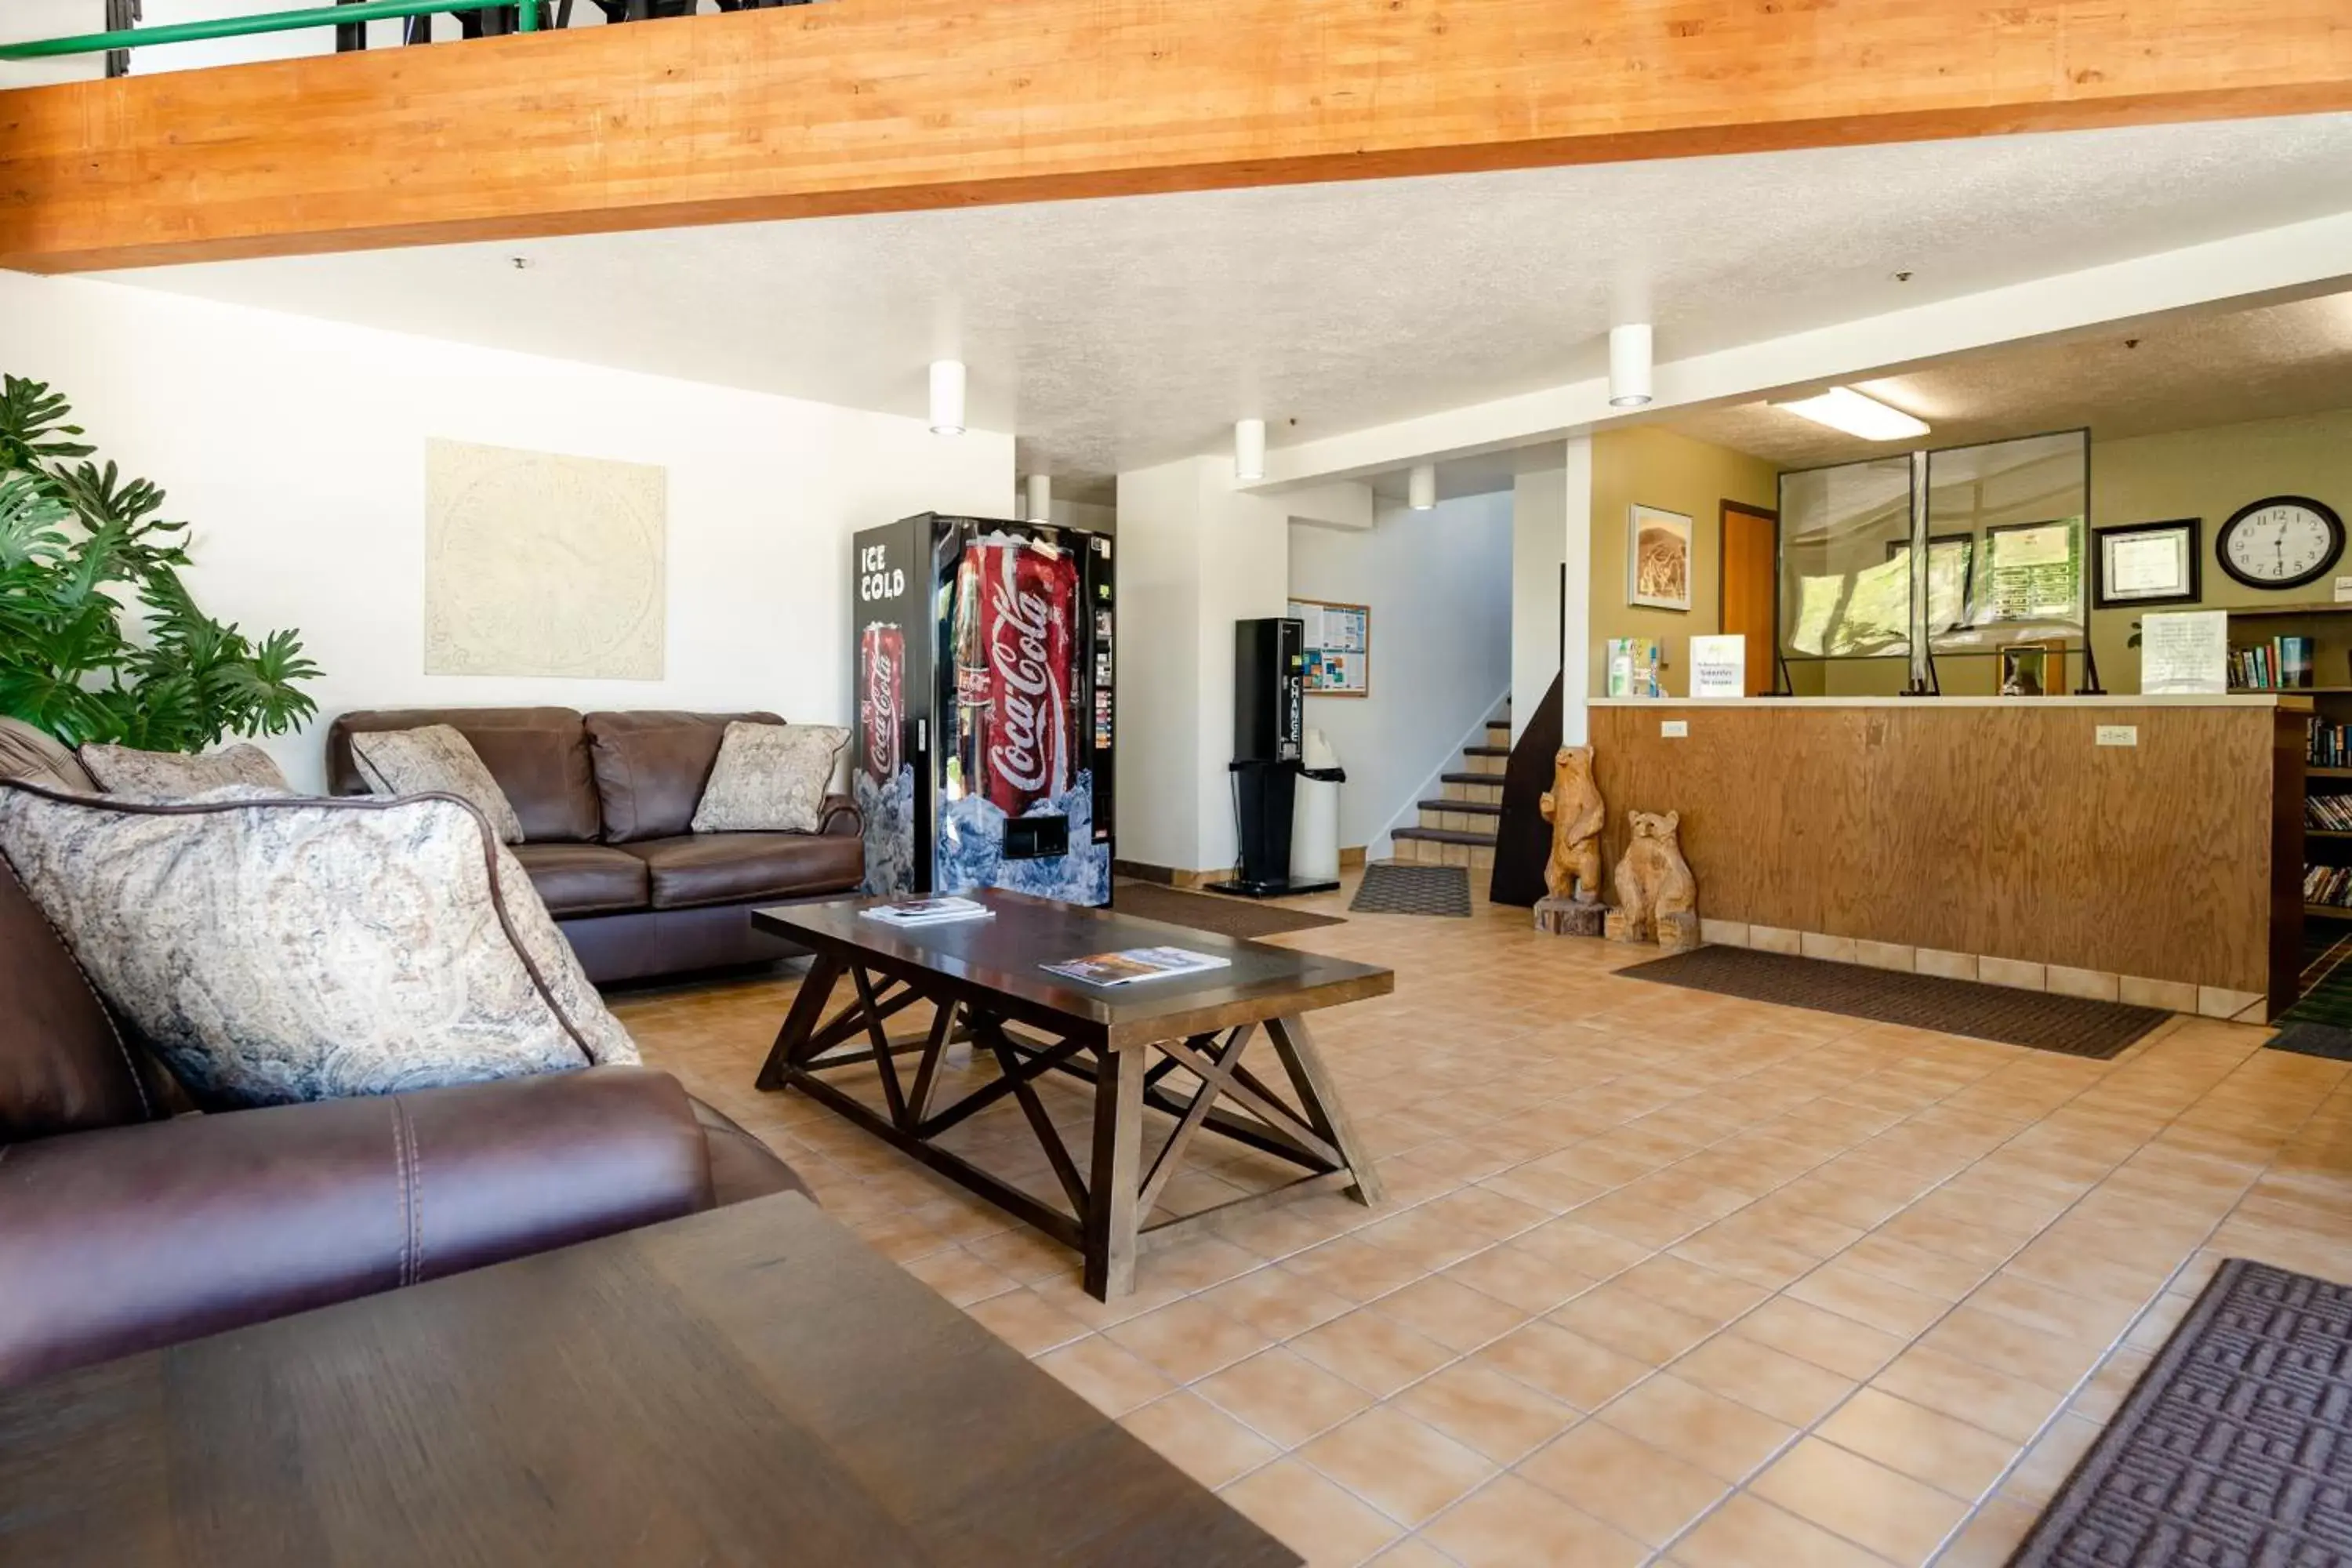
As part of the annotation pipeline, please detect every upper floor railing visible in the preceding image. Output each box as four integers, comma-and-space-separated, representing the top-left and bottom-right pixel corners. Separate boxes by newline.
0, 0, 805, 74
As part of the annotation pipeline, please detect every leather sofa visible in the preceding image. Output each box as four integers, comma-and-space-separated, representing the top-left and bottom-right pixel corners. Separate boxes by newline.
0, 719, 812, 1392
328, 708, 863, 985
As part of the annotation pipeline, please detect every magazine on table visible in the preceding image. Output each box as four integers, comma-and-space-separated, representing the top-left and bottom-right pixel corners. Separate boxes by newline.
860, 896, 994, 927
1042, 946, 1232, 987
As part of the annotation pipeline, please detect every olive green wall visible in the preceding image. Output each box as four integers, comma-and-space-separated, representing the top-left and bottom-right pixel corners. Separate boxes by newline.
2089, 408, 2352, 692
1586, 426, 1780, 696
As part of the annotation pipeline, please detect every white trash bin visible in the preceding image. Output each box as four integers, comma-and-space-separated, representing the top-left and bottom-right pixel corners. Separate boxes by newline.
1292, 728, 1345, 884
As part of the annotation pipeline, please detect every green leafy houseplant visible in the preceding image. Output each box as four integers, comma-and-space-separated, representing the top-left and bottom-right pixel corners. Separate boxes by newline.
0, 376, 320, 751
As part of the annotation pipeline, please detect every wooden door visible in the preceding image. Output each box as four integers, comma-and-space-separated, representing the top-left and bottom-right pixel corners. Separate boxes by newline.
1719, 503, 1779, 696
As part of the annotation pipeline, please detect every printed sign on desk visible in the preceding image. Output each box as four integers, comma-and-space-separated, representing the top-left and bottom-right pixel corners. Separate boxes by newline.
1689, 635, 1748, 698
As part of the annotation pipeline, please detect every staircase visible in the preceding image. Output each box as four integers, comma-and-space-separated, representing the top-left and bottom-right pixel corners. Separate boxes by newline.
1390, 706, 1509, 871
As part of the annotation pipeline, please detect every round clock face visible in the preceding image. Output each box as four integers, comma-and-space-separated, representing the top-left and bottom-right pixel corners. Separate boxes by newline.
2219, 495, 2344, 590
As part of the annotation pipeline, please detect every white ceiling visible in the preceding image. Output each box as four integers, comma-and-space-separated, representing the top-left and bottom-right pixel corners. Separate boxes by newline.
102, 112, 2352, 486
1663, 290, 2352, 468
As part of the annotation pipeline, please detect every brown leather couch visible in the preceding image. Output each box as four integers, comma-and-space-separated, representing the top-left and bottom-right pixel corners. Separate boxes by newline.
328, 708, 863, 985
0, 720, 812, 1392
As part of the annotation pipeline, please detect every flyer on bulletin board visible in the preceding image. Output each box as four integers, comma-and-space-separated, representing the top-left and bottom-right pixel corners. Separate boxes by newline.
1290, 598, 1370, 696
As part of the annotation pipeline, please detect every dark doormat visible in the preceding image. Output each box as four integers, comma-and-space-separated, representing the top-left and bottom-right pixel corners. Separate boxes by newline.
1112, 881, 1344, 940
2010, 1258, 2352, 1568
2266, 1022, 2352, 1062
1621, 945, 2169, 1058
1349, 862, 1472, 917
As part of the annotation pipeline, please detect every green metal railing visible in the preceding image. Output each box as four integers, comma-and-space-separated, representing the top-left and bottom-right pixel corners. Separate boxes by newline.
0, 0, 539, 60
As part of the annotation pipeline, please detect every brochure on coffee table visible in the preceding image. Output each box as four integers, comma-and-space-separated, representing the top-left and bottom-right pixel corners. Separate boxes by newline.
1042, 946, 1233, 987
861, 896, 994, 927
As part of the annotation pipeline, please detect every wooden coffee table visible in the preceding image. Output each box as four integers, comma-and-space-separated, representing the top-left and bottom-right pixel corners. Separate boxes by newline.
754, 890, 1393, 1299
0, 1192, 1298, 1567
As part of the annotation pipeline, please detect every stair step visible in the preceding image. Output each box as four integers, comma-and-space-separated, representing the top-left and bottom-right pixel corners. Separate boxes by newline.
1419, 797, 1501, 816
1462, 744, 1510, 757
1440, 771, 1503, 786
1393, 825, 1497, 847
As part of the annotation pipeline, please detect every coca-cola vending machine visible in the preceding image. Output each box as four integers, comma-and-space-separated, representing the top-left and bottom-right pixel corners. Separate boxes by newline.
851, 514, 1115, 906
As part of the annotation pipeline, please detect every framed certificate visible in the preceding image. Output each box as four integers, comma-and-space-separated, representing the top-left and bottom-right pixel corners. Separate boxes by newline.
2092, 518, 2201, 609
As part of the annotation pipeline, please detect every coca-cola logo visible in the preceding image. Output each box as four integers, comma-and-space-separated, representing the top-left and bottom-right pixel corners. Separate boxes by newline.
986, 577, 1063, 795
864, 647, 898, 736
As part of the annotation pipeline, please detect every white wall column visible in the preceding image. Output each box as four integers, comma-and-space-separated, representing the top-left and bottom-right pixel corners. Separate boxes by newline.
1112, 456, 1295, 876
1508, 437, 1593, 745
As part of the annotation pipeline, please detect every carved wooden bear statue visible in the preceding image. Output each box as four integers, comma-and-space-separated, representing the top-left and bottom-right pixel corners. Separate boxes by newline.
1537, 745, 1606, 906
1606, 809, 1700, 952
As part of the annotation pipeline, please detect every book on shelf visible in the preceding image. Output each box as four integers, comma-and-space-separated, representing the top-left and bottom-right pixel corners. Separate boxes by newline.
2313, 715, 2350, 769
2310, 793, 2352, 831
1041, 946, 1232, 987
2232, 635, 2316, 691
2305, 865, 2352, 908
860, 896, 995, 927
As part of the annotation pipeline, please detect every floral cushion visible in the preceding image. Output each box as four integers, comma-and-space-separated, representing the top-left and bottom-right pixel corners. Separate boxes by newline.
690, 721, 848, 835
79, 742, 290, 800
0, 782, 637, 1109
350, 724, 524, 845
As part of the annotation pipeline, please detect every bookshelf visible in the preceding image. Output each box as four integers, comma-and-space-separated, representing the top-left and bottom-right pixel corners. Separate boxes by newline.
2260, 604, 2352, 921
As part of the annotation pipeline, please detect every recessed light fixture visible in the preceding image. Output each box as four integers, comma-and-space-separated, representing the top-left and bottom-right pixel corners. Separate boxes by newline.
1773, 387, 1929, 441
1607, 324, 1653, 408
1407, 465, 1437, 510
1024, 473, 1051, 523
1234, 419, 1267, 482
927, 360, 966, 436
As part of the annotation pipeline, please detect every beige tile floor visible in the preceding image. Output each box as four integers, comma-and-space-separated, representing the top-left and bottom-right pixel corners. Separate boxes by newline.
612, 876, 2352, 1567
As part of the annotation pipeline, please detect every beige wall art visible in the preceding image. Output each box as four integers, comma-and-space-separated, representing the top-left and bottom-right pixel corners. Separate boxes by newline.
423, 437, 668, 680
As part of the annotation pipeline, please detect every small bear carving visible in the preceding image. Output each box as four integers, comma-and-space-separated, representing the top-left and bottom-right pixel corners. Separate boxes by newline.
1606, 809, 1699, 951
1537, 746, 1606, 905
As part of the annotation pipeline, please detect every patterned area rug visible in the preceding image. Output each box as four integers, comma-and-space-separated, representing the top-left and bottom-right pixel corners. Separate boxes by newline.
2012, 1258, 2352, 1567
1348, 862, 1472, 918
1621, 946, 2169, 1058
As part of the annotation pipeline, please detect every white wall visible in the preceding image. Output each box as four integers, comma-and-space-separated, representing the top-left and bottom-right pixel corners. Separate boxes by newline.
1289, 492, 1512, 853
0, 270, 1014, 792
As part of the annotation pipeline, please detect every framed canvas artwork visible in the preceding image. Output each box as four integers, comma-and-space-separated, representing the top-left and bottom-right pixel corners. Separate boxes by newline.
1627, 504, 1693, 612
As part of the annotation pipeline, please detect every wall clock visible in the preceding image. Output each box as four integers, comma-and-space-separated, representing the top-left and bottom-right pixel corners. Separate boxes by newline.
2217, 495, 2344, 591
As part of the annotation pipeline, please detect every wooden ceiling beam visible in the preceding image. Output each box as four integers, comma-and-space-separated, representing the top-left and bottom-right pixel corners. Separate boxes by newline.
2, 0, 2348, 273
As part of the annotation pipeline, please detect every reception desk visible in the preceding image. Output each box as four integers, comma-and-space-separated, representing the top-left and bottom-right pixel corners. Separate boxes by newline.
1585, 695, 2307, 1022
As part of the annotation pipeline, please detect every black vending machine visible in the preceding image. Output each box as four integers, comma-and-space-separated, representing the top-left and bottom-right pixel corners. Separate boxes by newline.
851, 513, 1115, 906
1207, 617, 1337, 898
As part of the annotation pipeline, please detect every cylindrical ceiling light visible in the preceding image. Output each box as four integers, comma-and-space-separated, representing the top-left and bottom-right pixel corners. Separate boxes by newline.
1234, 419, 1267, 482
1608, 324, 1653, 408
928, 360, 966, 436
1407, 464, 1437, 511
1025, 473, 1051, 523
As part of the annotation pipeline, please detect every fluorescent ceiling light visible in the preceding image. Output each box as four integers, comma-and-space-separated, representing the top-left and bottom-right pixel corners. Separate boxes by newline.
1774, 387, 1929, 441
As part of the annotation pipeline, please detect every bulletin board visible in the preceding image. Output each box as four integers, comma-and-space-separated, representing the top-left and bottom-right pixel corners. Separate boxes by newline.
1289, 597, 1370, 697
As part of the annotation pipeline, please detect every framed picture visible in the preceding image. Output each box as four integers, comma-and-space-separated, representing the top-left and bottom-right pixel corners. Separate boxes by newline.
1287, 597, 1370, 697
2092, 517, 2201, 609
1976, 518, 2085, 625
1627, 504, 1693, 612
1998, 638, 2068, 697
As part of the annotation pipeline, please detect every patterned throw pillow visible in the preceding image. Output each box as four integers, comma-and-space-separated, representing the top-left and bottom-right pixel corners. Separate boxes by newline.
79, 742, 291, 801
350, 724, 525, 845
690, 721, 848, 834
0, 782, 637, 1109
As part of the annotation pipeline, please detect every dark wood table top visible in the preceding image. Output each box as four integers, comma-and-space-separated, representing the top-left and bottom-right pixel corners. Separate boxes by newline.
0, 1192, 1299, 1568
755, 889, 1393, 1048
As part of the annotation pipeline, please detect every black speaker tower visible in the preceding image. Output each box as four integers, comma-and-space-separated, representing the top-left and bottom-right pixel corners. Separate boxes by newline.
1206, 618, 1339, 899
